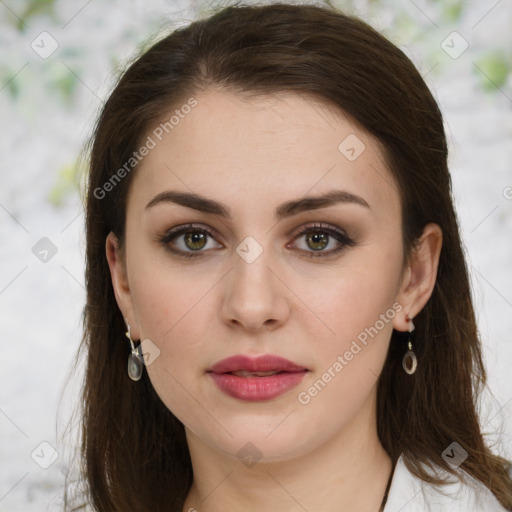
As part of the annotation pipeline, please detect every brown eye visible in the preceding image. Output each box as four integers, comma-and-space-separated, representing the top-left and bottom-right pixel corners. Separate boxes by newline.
183, 231, 207, 251
291, 223, 355, 259
304, 231, 329, 251
160, 224, 222, 258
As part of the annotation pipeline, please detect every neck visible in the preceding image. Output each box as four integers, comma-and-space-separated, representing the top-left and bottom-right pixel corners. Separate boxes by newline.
181, 390, 393, 512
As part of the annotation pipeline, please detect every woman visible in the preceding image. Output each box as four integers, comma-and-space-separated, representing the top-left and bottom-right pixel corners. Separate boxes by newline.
66, 3, 512, 511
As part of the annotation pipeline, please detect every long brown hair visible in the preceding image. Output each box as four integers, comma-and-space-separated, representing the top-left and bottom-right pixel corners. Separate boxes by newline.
64, 3, 512, 510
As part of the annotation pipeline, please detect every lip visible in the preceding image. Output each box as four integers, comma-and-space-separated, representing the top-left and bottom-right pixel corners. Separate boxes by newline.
207, 354, 309, 402
208, 354, 307, 374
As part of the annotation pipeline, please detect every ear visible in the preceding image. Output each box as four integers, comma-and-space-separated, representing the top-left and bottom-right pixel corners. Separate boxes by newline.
105, 231, 141, 340
392, 223, 443, 332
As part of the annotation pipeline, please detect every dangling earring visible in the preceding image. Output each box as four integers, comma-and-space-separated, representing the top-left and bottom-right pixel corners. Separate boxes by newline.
402, 317, 417, 375
125, 323, 143, 381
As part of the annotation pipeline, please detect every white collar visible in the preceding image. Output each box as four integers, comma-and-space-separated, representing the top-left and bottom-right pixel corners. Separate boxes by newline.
383, 453, 508, 511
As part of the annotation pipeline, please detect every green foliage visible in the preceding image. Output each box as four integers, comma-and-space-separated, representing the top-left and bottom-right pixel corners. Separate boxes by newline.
441, 0, 464, 23
50, 63, 79, 105
0, 66, 22, 98
9, 0, 59, 31
48, 160, 80, 206
474, 53, 510, 91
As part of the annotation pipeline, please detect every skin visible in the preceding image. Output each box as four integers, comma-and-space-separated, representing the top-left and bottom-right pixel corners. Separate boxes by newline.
106, 89, 442, 512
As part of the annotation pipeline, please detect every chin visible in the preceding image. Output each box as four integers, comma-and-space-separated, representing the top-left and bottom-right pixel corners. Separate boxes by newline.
201, 421, 323, 464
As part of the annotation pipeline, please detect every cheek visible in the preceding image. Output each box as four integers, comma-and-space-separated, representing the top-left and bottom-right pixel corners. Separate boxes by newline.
128, 255, 217, 391
294, 242, 403, 358
129, 263, 214, 423
129, 249, 213, 340
292, 261, 401, 432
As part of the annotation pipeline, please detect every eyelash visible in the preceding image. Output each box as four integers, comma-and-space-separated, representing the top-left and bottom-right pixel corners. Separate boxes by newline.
159, 222, 355, 260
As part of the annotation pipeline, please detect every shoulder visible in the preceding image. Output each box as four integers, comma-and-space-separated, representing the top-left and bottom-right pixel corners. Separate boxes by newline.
383, 453, 509, 512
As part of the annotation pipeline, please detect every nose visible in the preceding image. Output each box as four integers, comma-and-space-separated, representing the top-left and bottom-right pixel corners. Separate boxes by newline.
220, 245, 290, 333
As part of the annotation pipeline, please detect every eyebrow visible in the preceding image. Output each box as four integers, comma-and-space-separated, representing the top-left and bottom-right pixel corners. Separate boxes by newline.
145, 189, 371, 221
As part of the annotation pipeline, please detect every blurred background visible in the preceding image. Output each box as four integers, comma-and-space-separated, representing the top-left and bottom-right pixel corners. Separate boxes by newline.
0, 0, 511, 510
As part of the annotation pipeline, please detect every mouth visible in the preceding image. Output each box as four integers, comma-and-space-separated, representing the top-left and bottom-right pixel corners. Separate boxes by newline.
208, 369, 309, 402
224, 370, 291, 377
206, 354, 309, 401
209, 370, 307, 378
207, 354, 308, 375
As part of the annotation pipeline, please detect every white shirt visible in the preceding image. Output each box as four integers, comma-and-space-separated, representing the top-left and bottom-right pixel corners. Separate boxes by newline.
383, 453, 508, 511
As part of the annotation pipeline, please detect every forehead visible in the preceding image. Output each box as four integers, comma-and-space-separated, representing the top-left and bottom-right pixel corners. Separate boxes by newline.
128, 89, 400, 223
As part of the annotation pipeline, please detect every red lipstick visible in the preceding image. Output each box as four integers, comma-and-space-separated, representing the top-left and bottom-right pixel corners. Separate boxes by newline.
207, 354, 309, 402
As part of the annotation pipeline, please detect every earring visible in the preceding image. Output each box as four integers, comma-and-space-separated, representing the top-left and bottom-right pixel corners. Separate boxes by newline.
402, 317, 417, 375
125, 324, 143, 381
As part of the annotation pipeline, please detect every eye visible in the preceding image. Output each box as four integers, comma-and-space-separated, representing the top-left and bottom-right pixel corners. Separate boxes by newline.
159, 222, 355, 260
289, 222, 355, 258
159, 223, 222, 258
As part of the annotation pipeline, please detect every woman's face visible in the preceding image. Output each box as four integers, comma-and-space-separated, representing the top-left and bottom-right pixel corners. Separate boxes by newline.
108, 89, 417, 462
